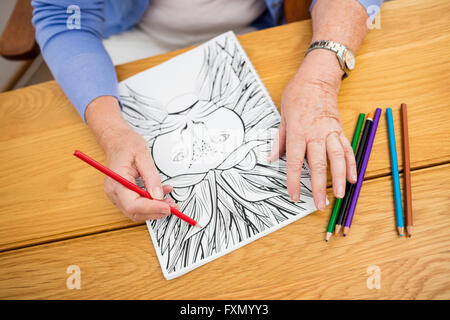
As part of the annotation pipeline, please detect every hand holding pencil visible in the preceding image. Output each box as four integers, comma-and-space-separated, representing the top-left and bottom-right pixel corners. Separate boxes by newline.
82, 97, 184, 223
74, 150, 201, 228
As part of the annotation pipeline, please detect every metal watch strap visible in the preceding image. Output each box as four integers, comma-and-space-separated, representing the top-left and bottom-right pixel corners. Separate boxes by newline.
306, 40, 351, 79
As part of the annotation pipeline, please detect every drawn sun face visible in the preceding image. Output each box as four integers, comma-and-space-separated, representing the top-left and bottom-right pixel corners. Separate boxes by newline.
152, 106, 245, 177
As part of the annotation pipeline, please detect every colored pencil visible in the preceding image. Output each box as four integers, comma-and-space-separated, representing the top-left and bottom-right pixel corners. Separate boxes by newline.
73, 150, 202, 228
325, 113, 365, 241
343, 108, 382, 236
334, 112, 374, 235
386, 108, 405, 236
401, 103, 413, 236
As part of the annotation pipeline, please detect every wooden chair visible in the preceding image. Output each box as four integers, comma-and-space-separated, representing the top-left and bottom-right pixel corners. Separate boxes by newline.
0, 0, 39, 60
284, 0, 312, 23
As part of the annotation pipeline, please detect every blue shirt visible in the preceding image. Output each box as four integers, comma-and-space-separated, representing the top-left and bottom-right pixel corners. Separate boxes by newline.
32, 0, 384, 122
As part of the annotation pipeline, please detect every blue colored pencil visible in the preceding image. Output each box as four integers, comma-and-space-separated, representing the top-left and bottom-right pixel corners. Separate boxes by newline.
386, 108, 405, 236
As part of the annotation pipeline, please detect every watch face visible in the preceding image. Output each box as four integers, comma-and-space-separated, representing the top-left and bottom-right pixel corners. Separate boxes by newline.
345, 51, 355, 70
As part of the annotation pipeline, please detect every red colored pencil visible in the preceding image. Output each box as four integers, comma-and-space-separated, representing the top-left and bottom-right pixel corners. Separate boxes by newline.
73, 150, 201, 228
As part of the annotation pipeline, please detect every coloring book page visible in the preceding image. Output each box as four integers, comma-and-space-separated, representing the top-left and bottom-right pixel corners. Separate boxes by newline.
118, 31, 321, 280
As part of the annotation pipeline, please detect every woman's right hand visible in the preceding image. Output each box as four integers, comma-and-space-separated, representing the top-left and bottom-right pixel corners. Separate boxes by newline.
85, 96, 177, 222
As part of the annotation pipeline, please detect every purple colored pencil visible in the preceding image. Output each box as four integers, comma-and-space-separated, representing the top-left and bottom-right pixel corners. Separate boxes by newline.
343, 108, 382, 236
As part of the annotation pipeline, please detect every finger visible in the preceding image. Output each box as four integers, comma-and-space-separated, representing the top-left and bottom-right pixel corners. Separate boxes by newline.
116, 187, 171, 222
162, 184, 173, 195
268, 118, 287, 162
285, 124, 306, 203
307, 139, 327, 211
105, 161, 170, 221
162, 197, 179, 209
162, 185, 178, 208
326, 133, 346, 198
103, 163, 138, 210
135, 149, 164, 200
107, 174, 172, 208
129, 197, 172, 221
339, 133, 357, 183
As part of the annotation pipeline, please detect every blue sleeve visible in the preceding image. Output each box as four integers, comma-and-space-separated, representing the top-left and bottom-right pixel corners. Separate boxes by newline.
310, 0, 384, 23
32, 0, 119, 122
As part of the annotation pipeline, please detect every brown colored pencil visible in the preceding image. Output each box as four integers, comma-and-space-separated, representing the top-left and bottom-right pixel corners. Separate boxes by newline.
401, 103, 413, 236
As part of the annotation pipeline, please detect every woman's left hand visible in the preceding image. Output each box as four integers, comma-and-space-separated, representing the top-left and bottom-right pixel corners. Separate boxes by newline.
268, 49, 357, 210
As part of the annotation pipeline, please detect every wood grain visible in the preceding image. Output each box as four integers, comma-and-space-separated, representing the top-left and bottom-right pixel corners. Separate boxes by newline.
0, 164, 448, 299
0, 0, 449, 255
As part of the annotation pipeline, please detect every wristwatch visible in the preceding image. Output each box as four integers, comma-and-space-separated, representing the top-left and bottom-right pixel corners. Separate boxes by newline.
305, 40, 355, 79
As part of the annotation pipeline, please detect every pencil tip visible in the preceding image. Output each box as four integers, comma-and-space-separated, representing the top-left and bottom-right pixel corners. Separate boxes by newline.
334, 225, 341, 235
343, 227, 350, 236
407, 226, 413, 237
195, 223, 202, 229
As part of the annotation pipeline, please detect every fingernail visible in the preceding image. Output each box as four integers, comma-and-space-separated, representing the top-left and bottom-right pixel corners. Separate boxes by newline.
150, 186, 164, 200
163, 184, 174, 193
267, 152, 276, 163
336, 186, 345, 199
169, 200, 179, 210
317, 199, 326, 211
291, 191, 300, 203
352, 172, 357, 183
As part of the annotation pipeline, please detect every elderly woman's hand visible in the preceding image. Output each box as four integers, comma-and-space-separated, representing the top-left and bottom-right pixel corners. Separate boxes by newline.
268, 49, 357, 210
85, 96, 178, 222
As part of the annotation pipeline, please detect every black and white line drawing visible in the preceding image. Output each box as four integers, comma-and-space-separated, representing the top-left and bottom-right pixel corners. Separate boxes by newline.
118, 32, 319, 279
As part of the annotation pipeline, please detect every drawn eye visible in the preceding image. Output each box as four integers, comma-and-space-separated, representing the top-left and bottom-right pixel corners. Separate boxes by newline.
211, 133, 230, 143
172, 150, 186, 162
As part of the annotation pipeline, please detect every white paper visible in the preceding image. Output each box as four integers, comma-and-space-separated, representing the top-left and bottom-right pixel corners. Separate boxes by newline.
118, 31, 321, 280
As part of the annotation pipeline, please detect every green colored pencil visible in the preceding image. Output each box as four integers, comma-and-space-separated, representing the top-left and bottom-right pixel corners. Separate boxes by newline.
325, 113, 365, 241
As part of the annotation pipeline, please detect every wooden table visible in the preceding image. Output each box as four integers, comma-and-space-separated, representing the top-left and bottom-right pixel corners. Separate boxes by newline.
0, 0, 449, 299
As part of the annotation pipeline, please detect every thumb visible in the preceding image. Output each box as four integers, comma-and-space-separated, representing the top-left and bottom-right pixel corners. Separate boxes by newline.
268, 118, 287, 162
135, 149, 164, 200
